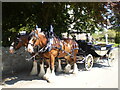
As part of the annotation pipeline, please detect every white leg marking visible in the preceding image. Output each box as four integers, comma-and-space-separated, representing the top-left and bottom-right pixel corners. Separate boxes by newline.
56, 60, 63, 72
73, 63, 78, 74
48, 68, 56, 83
43, 66, 51, 80
38, 61, 45, 77
9, 46, 14, 50
64, 64, 71, 73
51, 68, 55, 76
30, 61, 38, 75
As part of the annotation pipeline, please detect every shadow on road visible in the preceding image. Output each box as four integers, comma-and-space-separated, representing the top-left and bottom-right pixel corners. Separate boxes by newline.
2, 60, 110, 86
3, 72, 43, 85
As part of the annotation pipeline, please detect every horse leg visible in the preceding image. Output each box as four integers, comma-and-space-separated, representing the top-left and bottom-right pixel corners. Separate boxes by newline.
49, 55, 56, 83
56, 59, 63, 72
72, 54, 78, 74
64, 63, 72, 73
73, 62, 78, 74
43, 60, 51, 80
43, 55, 55, 83
30, 60, 38, 76
51, 55, 56, 77
38, 60, 45, 78
64, 56, 72, 73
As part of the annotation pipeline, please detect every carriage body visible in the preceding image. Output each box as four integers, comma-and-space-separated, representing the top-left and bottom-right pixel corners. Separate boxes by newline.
77, 40, 113, 58
76, 39, 114, 70
68, 31, 115, 70
93, 44, 113, 57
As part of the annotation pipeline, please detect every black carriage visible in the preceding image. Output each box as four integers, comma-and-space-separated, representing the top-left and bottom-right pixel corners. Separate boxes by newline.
69, 31, 115, 70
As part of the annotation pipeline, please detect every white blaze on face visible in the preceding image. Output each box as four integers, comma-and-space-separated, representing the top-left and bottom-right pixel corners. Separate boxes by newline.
9, 42, 14, 50
9, 42, 15, 53
27, 38, 34, 53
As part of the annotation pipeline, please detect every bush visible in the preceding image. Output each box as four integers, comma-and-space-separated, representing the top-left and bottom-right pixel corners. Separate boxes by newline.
115, 31, 120, 44
92, 30, 116, 43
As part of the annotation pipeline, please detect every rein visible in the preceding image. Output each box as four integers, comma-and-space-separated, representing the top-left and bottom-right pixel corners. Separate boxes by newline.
26, 45, 48, 61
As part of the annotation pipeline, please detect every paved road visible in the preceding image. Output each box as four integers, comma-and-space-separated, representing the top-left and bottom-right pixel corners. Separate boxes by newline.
1, 48, 119, 88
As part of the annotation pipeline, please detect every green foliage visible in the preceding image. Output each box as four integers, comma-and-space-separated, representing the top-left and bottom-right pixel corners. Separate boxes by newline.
8, 28, 16, 32
92, 30, 116, 43
113, 43, 120, 47
109, 2, 120, 31
115, 32, 120, 44
107, 30, 116, 38
3, 2, 117, 47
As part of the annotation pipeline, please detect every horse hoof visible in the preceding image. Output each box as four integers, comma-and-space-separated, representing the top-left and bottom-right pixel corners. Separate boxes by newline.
38, 71, 45, 78
43, 74, 55, 83
64, 64, 71, 73
43, 75, 49, 80
72, 63, 78, 74
46, 78, 54, 83
43, 74, 51, 80
43, 76, 54, 83
64, 70, 72, 74
72, 70, 78, 74
38, 73, 45, 78
56, 69, 63, 72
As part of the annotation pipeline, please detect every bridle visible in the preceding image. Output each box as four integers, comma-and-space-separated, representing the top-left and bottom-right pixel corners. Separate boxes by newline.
28, 34, 40, 47
26, 32, 48, 61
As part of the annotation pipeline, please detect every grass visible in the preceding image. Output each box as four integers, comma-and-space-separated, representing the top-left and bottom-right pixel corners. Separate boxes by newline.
112, 43, 120, 47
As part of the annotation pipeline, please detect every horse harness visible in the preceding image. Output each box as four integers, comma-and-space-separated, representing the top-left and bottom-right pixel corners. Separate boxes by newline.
27, 31, 79, 61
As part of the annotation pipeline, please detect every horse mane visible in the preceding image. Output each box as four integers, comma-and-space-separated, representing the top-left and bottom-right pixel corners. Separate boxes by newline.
39, 32, 45, 36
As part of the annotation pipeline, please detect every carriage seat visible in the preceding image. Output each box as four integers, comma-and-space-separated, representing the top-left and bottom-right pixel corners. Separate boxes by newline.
94, 44, 113, 50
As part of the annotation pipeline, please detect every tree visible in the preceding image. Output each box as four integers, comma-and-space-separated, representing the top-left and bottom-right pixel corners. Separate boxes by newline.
108, 2, 120, 31
3, 2, 114, 46
109, 2, 120, 44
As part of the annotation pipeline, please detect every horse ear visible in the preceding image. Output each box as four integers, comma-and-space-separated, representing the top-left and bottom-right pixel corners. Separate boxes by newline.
32, 29, 34, 32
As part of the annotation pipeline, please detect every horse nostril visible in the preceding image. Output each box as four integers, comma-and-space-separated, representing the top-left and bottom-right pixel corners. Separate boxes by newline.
28, 49, 30, 52
28, 48, 32, 53
9, 50, 14, 54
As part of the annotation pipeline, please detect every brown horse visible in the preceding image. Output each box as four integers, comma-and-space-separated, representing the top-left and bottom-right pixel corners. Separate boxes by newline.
9, 33, 44, 76
27, 30, 79, 82
9, 34, 29, 54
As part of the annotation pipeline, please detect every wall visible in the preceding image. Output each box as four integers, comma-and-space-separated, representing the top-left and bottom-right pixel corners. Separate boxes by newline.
2, 47, 33, 77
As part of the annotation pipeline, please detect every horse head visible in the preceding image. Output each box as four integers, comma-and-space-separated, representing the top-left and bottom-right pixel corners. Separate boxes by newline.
27, 30, 47, 53
9, 33, 29, 54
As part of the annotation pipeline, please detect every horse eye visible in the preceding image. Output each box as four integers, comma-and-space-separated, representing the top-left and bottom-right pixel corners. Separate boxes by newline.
28, 37, 31, 41
15, 41, 19, 45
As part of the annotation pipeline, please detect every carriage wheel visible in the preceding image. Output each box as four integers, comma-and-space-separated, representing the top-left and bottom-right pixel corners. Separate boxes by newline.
85, 54, 94, 71
107, 50, 115, 67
